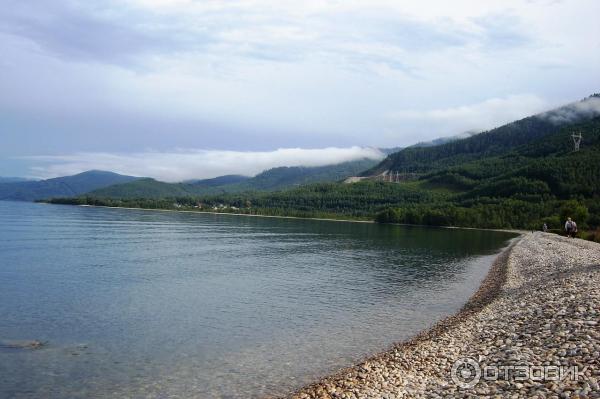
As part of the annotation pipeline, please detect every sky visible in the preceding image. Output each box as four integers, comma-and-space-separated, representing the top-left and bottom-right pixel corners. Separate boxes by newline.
1, 0, 599, 181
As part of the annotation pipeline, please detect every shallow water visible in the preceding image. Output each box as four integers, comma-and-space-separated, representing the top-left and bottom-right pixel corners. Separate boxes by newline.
0, 201, 516, 398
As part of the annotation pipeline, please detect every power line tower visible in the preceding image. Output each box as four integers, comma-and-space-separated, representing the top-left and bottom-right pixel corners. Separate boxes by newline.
572, 131, 582, 151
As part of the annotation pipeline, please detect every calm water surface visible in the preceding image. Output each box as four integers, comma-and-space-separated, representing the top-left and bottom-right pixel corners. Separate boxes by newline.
0, 201, 516, 398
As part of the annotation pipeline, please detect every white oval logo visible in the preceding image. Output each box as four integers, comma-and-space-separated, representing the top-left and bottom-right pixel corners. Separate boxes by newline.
451, 357, 481, 389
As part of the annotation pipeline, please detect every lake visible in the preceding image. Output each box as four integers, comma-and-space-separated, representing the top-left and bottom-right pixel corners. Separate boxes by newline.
0, 201, 516, 398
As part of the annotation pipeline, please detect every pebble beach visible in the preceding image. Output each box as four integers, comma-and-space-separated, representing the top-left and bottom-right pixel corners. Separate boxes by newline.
288, 233, 600, 399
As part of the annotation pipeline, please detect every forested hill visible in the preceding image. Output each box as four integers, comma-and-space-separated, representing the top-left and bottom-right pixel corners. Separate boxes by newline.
220, 158, 379, 192
423, 116, 600, 199
88, 178, 194, 199
371, 115, 600, 231
50, 115, 600, 233
43, 95, 600, 233
88, 158, 381, 199
0, 170, 139, 201
366, 94, 600, 176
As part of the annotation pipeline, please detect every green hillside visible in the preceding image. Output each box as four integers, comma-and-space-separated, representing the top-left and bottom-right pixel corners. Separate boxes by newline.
184, 116, 599, 228
46, 96, 600, 234
366, 94, 600, 176
50, 116, 600, 232
90, 178, 194, 199
221, 158, 380, 191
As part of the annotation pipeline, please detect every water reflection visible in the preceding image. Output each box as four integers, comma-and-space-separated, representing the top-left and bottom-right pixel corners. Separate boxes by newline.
0, 201, 516, 398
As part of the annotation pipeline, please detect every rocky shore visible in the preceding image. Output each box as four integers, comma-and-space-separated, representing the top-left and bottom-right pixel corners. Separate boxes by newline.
288, 233, 600, 398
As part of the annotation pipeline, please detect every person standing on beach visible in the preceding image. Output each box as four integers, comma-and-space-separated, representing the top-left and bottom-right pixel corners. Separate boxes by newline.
543, 223, 548, 232
565, 217, 576, 238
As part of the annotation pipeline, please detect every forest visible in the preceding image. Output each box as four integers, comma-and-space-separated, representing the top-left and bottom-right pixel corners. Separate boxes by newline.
46, 114, 600, 240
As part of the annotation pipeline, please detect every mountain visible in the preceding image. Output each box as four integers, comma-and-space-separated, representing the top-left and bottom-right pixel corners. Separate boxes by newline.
88, 158, 381, 199
108, 115, 598, 229
47, 98, 600, 231
89, 178, 194, 199
0, 170, 140, 201
218, 158, 381, 192
370, 114, 600, 228
424, 116, 600, 198
365, 94, 600, 176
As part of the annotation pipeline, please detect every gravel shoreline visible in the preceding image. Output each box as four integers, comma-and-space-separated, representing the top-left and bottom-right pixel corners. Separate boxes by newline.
287, 233, 600, 398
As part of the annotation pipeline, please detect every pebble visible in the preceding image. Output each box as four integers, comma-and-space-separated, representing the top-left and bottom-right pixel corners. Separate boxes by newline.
289, 233, 600, 399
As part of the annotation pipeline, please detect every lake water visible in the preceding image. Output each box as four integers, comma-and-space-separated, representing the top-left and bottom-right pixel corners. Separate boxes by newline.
0, 201, 516, 398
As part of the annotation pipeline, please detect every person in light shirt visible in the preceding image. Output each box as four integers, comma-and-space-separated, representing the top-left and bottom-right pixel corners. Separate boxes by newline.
564, 217, 577, 238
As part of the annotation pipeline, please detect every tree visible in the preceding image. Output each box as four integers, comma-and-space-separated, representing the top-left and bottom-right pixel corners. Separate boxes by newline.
560, 200, 589, 228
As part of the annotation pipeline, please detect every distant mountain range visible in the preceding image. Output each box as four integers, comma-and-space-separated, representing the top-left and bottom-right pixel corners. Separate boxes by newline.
1, 150, 401, 202
7, 95, 600, 205
42, 93, 600, 232
88, 158, 381, 199
215, 158, 381, 192
0, 170, 139, 201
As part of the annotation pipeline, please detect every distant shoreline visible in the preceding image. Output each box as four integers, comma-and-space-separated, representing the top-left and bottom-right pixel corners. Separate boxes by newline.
72, 203, 375, 224
40, 201, 525, 234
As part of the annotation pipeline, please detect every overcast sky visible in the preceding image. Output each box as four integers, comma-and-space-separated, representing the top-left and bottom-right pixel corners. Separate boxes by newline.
1, 0, 599, 180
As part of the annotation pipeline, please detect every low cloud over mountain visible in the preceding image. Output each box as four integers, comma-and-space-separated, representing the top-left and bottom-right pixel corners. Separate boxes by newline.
22, 146, 384, 182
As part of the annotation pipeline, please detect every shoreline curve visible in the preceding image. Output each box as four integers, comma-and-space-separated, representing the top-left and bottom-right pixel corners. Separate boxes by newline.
285, 233, 600, 398
280, 235, 520, 399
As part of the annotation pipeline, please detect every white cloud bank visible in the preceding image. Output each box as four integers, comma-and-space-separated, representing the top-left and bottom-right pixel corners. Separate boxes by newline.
389, 94, 549, 135
1, 0, 599, 179
24, 146, 385, 182
539, 96, 600, 124
2, 0, 599, 157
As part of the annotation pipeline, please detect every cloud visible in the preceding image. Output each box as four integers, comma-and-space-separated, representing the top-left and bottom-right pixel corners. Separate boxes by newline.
0, 0, 198, 66
471, 13, 530, 50
0, 0, 531, 71
538, 95, 600, 124
22, 147, 385, 182
389, 94, 549, 134
0, 0, 599, 172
